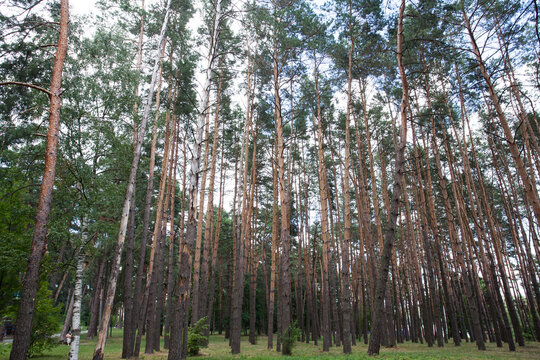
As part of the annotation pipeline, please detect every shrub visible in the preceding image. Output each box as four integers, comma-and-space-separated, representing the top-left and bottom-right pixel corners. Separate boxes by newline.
8, 281, 61, 357
187, 316, 208, 356
280, 321, 301, 356
28, 281, 61, 357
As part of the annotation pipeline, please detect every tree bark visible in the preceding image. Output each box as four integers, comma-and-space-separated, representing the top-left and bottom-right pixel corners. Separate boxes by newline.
140, 65, 174, 355
169, 3, 222, 358
340, 9, 354, 351
121, 1, 145, 357
368, 1, 408, 354
164, 111, 180, 349
267, 139, 279, 350
200, 65, 224, 325
205, 139, 226, 336
461, 2, 540, 229
60, 289, 75, 342
9, 1, 69, 358
312, 52, 333, 352
92, 1, 172, 358
191, 111, 211, 324
69, 218, 87, 360
87, 251, 106, 339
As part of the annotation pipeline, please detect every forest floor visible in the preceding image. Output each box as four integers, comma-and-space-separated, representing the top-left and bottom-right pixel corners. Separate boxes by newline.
1, 329, 540, 359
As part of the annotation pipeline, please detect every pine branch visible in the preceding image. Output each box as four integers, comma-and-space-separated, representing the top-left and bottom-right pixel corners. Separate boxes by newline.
0, 81, 53, 97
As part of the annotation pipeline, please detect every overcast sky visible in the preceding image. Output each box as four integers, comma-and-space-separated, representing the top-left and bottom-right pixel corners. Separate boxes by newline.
71, 0, 97, 17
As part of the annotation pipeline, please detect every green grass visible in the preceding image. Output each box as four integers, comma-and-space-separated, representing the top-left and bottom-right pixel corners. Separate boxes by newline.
2, 331, 540, 359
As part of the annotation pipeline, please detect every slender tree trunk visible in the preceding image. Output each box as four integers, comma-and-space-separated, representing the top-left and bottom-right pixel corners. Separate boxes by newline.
131, 44, 161, 358
92, 2, 172, 358
249, 191, 258, 345
461, 3, 540, 228
340, 9, 354, 351
313, 52, 332, 352
231, 26, 256, 354
53, 269, 70, 306
205, 139, 226, 336
200, 67, 224, 323
267, 140, 279, 349
9, 2, 69, 358
49, 240, 67, 295
134, 58, 166, 356
164, 111, 179, 349
271, 12, 291, 356
191, 111, 211, 324
122, 2, 145, 357
141, 67, 174, 355
368, 1, 408, 354
61, 289, 75, 342
122, 186, 136, 355
87, 251, 105, 339
152, 126, 177, 352
69, 218, 87, 360
169, 3, 222, 359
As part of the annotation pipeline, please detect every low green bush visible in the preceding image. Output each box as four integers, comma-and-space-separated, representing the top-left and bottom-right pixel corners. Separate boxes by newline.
6, 281, 61, 357
280, 321, 302, 356
188, 316, 209, 356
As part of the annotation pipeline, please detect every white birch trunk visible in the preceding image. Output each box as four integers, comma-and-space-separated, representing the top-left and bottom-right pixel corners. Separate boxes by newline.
69, 216, 87, 360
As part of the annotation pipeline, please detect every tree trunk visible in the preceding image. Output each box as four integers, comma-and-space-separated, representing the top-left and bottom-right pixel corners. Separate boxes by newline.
267, 139, 279, 350
87, 251, 105, 339
461, 3, 540, 229
92, 2, 172, 358
153, 116, 178, 351
205, 140, 226, 336
9, 2, 69, 358
368, 1, 408, 354
231, 26, 254, 355
248, 137, 258, 346
69, 218, 87, 360
191, 111, 211, 324
164, 112, 179, 349
121, 1, 145, 357
313, 52, 332, 352
61, 289, 75, 342
141, 66, 174, 355
200, 65, 224, 325
339, 7, 354, 352
131, 44, 161, 358
169, 3, 222, 358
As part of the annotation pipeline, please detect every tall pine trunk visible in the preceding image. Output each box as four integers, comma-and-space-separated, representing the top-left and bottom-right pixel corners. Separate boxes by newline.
368, 1, 408, 354
169, 3, 222, 358
461, 2, 540, 228
340, 9, 354, 351
313, 52, 332, 352
9, 1, 69, 358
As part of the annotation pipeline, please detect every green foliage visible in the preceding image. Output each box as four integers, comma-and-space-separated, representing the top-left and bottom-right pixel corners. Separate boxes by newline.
280, 321, 302, 356
28, 283, 61, 357
6, 281, 61, 357
188, 316, 209, 356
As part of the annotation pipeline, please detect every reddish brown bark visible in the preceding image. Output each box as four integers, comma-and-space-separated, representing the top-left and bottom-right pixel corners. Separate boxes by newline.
9, 2, 69, 358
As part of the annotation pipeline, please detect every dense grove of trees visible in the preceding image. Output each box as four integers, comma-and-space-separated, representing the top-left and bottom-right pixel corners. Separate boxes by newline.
1, 0, 540, 359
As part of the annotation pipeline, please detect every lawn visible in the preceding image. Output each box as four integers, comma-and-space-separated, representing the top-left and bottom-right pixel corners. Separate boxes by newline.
2, 331, 540, 359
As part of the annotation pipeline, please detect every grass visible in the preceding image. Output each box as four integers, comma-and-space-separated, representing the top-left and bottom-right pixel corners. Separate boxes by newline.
2, 330, 540, 359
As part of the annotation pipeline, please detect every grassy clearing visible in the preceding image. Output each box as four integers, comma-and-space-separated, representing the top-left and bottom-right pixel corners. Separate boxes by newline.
2, 331, 540, 359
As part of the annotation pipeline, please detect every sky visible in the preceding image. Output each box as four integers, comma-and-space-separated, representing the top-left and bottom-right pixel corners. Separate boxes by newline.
71, 0, 97, 17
